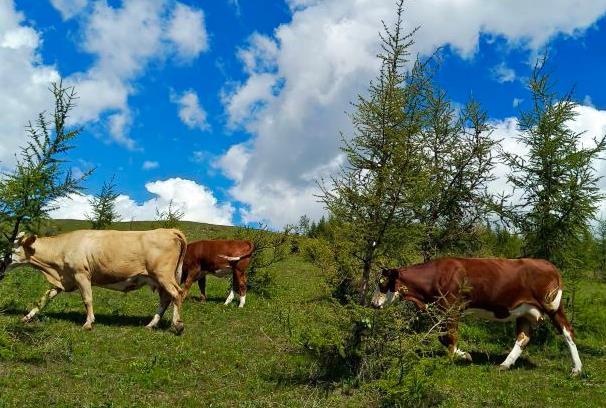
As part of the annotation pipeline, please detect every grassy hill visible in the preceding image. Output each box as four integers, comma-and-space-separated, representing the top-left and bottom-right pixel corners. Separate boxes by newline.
1, 220, 605, 407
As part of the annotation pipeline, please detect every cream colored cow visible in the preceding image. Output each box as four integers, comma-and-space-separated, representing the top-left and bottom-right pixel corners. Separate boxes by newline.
8, 228, 187, 334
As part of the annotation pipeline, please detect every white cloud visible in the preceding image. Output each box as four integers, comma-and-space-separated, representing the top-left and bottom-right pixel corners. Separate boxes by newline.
142, 160, 159, 170
49, 0, 87, 20
214, 144, 250, 182
166, 3, 208, 60
512, 98, 523, 108
171, 90, 209, 130
490, 105, 606, 205
583, 95, 595, 108
0, 0, 60, 169
49, 178, 234, 225
492, 62, 517, 83
65, 0, 210, 148
220, 0, 606, 227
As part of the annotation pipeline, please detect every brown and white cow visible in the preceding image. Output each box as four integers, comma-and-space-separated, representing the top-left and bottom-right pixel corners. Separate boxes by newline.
371, 257, 582, 375
7, 229, 187, 333
181, 239, 254, 308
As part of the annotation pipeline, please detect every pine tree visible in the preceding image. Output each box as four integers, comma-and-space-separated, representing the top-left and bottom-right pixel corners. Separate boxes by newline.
418, 87, 497, 261
501, 56, 606, 267
87, 175, 121, 229
0, 82, 91, 277
319, 0, 429, 305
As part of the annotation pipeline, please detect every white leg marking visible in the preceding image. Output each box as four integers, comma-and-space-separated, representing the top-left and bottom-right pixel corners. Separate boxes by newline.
146, 314, 162, 329
22, 307, 39, 322
238, 295, 246, 308
453, 347, 472, 361
500, 342, 524, 369
224, 289, 235, 305
562, 328, 582, 374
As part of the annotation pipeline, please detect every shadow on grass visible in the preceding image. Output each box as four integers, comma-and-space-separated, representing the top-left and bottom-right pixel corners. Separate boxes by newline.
1, 306, 154, 328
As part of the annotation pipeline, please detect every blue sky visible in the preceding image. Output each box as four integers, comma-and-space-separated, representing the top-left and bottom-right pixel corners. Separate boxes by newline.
2, 0, 606, 227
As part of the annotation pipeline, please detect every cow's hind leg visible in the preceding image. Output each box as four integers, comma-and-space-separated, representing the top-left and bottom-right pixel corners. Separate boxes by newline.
549, 306, 582, 375
235, 268, 247, 308
500, 317, 531, 370
197, 274, 207, 302
440, 321, 472, 361
22, 287, 62, 322
157, 277, 184, 334
74, 274, 95, 330
224, 272, 236, 306
146, 289, 172, 329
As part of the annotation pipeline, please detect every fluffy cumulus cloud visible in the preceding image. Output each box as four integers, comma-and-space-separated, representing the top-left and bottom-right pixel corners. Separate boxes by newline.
490, 104, 606, 205
49, 0, 88, 20
170, 89, 209, 130
219, 0, 606, 227
50, 178, 234, 225
0, 0, 210, 163
0, 0, 60, 169
66, 0, 209, 148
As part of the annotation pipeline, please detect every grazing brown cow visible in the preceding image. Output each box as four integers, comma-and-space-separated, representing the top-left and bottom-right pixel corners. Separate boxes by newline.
181, 240, 254, 308
7, 229, 187, 333
371, 257, 582, 375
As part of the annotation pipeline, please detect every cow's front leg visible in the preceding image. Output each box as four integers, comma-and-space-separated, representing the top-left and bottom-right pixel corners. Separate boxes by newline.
439, 320, 472, 362
75, 274, 95, 330
22, 287, 62, 322
197, 274, 207, 302
146, 289, 172, 329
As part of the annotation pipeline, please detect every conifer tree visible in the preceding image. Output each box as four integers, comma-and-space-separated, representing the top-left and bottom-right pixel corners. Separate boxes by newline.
86, 175, 121, 229
0, 82, 91, 277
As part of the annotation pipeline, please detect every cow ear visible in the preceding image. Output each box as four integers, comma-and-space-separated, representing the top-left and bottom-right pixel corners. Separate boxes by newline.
22, 234, 37, 247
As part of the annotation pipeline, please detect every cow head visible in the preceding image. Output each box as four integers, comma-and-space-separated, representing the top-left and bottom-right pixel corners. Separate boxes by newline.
6, 232, 37, 271
371, 267, 400, 308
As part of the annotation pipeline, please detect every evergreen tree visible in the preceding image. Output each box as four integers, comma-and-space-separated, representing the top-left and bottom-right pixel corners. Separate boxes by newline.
86, 175, 121, 229
0, 82, 91, 277
500, 56, 606, 267
319, 0, 429, 305
418, 87, 497, 261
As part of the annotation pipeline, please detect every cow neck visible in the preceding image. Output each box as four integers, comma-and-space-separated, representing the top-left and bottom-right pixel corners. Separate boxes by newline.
397, 265, 433, 303
27, 237, 62, 272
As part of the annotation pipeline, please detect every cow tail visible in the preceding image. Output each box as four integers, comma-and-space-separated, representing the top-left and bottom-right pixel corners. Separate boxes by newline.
173, 230, 187, 286
218, 241, 255, 263
543, 265, 564, 314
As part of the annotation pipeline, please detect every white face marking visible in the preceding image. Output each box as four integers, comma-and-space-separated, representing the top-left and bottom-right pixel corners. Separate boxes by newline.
562, 328, 583, 374
371, 286, 388, 308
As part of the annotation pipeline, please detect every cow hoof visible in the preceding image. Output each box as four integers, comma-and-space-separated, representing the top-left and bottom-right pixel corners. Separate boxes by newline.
145, 324, 157, 330
462, 352, 472, 362
498, 364, 510, 371
199, 296, 206, 303
571, 368, 582, 377
172, 322, 184, 335
21, 316, 32, 323
82, 323, 93, 331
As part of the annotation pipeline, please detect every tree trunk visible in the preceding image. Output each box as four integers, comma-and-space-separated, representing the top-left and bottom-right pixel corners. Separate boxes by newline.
358, 259, 372, 306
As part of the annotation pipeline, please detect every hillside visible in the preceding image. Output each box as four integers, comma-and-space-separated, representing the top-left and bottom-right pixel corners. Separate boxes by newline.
0, 220, 605, 407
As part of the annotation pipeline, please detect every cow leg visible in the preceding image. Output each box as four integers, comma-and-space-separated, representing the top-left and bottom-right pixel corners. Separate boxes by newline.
146, 289, 172, 329
22, 287, 62, 322
439, 320, 471, 361
224, 273, 236, 306
157, 278, 184, 334
235, 268, 247, 308
197, 274, 207, 302
74, 274, 95, 330
500, 317, 531, 370
549, 307, 583, 375
181, 266, 201, 302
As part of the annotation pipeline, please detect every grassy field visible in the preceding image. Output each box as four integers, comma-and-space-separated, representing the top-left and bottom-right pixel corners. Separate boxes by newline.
1, 220, 605, 407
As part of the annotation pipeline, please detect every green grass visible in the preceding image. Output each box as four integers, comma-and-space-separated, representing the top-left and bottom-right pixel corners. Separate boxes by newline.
1, 220, 605, 407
